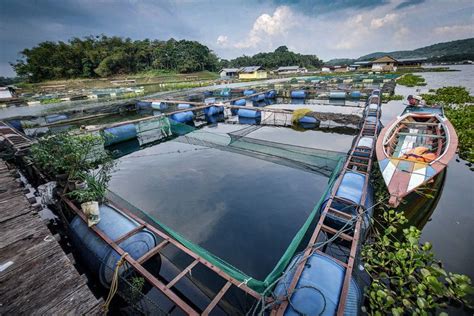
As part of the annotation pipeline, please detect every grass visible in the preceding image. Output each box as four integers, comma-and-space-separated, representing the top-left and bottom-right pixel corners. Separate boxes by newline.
397, 74, 427, 87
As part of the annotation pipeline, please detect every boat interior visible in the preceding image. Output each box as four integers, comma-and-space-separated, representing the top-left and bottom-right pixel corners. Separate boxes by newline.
384, 114, 448, 163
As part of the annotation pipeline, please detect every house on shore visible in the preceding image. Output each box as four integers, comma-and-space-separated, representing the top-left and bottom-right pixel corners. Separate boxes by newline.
371, 56, 398, 71
238, 66, 267, 80
354, 56, 427, 72
275, 66, 307, 75
219, 68, 240, 79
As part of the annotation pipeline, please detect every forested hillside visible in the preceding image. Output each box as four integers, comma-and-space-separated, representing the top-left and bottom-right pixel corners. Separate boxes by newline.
325, 38, 474, 65
357, 38, 474, 60
12, 37, 323, 82
12, 36, 220, 82
222, 46, 323, 70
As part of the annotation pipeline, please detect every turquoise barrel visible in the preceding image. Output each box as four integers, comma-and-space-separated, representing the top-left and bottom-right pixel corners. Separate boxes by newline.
350, 91, 361, 98
69, 204, 157, 288
273, 252, 362, 315
238, 108, 261, 118
243, 89, 256, 96
220, 89, 231, 97
104, 124, 137, 146
329, 91, 346, 99
171, 111, 194, 123
178, 103, 191, 109
291, 90, 306, 99
46, 114, 68, 123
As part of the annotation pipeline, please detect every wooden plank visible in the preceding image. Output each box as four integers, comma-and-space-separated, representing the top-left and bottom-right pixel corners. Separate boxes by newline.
202, 282, 232, 315
137, 239, 170, 264
166, 259, 199, 289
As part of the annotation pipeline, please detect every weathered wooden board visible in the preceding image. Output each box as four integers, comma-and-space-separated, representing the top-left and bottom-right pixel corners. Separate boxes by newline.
0, 159, 103, 315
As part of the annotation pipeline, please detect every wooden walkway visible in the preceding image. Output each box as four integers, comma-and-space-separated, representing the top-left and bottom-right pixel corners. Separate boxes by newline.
0, 160, 103, 315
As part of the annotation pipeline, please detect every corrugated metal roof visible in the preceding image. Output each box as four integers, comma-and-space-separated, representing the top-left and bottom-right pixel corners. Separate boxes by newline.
221, 68, 240, 72
354, 61, 371, 65
239, 66, 261, 72
277, 66, 299, 71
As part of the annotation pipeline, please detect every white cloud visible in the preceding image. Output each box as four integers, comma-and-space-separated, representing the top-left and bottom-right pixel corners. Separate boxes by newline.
434, 24, 474, 37
216, 35, 228, 46
370, 13, 399, 29
234, 6, 296, 49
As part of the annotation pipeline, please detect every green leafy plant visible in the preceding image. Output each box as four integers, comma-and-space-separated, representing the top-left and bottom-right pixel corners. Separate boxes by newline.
397, 74, 426, 87
30, 132, 112, 181
67, 158, 116, 203
362, 209, 473, 315
421, 87, 474, 162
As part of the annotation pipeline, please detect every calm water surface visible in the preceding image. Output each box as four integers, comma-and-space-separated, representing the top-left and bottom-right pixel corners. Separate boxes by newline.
109, 137, 336, 280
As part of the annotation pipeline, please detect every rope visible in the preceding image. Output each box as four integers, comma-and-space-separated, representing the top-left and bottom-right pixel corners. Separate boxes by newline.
102, 252, 129, 314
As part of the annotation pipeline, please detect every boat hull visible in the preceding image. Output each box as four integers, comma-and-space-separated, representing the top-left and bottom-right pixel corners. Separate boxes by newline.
376, 111, 457, 206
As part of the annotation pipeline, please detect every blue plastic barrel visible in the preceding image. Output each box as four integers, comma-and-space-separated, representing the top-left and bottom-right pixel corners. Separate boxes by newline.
291, 90, 306, 99
46, 114, 68, 123
253, 94, 265, 101
243, 89, 256, 96
69, 204, 157, 287
299, 116, 320, 124
104, 123, 137, 146
273, 253, 361, 315
329, 91, 346, 99
350, 91, 361, 98
136, 101, 152, 110
231, 99, 246, 115
233, 99, 246, 106
265, 90, 276, 99
204, 106, 218, 116
336, 171, 366, 204
238, 117, 261, 125
171, 111, 194, 123
178, 103, 191, 109
238, 108, 261, 118
152, 102, 168, 110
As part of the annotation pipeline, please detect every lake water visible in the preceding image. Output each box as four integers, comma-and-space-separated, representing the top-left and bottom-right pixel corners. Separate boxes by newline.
109, 130, 341, 280
382, 64, 474, 281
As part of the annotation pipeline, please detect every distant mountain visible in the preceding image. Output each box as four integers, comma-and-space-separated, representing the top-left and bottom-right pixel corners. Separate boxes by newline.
324, 58, 355, 66
325, 38, 474, 65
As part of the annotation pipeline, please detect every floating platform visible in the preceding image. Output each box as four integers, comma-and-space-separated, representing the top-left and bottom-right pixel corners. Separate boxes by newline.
0, 160, 103, 314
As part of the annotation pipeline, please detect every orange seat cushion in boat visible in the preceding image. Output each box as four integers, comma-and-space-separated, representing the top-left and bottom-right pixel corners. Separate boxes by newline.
402, 146, 437, 163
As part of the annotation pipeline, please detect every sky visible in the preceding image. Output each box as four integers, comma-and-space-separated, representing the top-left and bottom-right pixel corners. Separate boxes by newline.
0, 0, 473, 77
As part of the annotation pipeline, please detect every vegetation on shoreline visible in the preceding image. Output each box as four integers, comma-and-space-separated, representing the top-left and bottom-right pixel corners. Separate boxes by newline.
397, 74, 427, 87
421, 87, 474, 162
221, 45, 322, 70
384, 94, 404, 101
362, 171, 474, 315
12, 36, 220, 82
11, 36, 322, 83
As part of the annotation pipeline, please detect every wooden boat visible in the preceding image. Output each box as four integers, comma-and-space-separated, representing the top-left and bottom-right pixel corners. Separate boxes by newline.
376, 106, 458, 206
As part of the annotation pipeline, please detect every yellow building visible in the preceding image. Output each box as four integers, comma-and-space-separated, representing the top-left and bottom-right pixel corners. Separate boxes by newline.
238, 66, 268, 80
